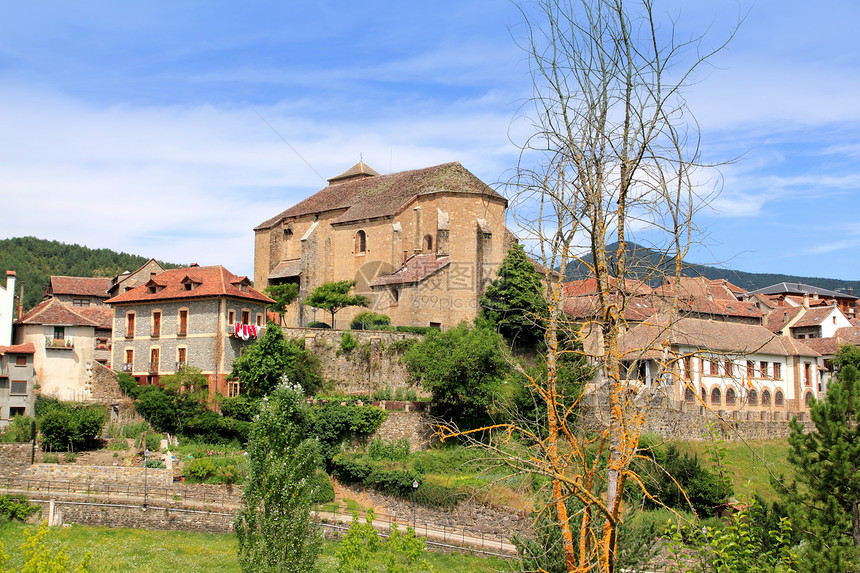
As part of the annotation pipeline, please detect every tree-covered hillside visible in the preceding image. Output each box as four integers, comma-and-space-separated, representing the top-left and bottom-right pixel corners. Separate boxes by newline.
0, 237, 182, 311
565, 242, 860, 294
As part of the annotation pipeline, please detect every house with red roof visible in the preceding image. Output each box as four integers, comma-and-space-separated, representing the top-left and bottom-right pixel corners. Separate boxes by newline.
15, 298, 113, 401
254, 161, 511, 329
105, 265, 273, 396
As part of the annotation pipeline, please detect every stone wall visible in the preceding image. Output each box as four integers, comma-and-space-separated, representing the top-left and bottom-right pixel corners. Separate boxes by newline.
33, 500, 234, 533
24, 463, 173, 487
284, 327, 427, 396
372, 409, 436, 451
90, 361, 122, 402
580, 386, 816, 441
0, 442, 33, 479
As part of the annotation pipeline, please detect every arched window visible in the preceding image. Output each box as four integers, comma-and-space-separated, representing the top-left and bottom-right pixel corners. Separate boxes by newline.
355, 230, 367, 254
725, 387, 736, 406
423, 234, 433, 252
711, 387, 721, 406
747, 389, 758, 405
805, 392, 814, 406
775, 390, 785, 406
684, 387, 695, 403
761, 389, 771, 406
701, 387, 707, 403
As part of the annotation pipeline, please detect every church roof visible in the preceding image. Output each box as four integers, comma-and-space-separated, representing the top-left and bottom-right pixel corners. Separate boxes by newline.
254, 162, 506, 230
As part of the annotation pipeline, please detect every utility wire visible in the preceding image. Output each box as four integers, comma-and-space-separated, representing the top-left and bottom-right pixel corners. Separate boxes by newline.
255, 111, 326, 183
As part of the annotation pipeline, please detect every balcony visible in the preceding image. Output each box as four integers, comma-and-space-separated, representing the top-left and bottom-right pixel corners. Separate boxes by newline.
177, 328, 187, 337
150, 330, 160, 338
120, 363, 132, 372
176, 361, 188, 371
45, 338, 74, 350
148, 362, 159, 373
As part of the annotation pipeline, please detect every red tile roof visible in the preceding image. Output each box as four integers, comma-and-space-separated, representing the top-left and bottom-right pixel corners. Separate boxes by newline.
17, 298, 101, 327
0, 343, 35, 355
765, 306, 804, 333
790, 306, 838, 329
77, 306, 114, 329
49, 276, 112, 297
563, 294, 657, 323
370, 254, 451, 287
255, 162, 506, 230
105, 266, 273, 305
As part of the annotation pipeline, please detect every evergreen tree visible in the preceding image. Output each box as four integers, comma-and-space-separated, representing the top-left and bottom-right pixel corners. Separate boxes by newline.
783, 344, 860, 571
479, 243, 547, 349
235, 381, 323, 572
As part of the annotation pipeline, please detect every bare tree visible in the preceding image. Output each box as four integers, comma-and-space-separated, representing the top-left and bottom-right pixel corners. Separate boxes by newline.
441, 1, 735, 571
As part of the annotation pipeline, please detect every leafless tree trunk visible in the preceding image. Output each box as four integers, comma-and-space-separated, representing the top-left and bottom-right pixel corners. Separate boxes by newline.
505, 1, 733, 571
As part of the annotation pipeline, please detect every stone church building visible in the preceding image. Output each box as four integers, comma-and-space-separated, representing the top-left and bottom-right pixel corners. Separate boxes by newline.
253, 161, 511, 329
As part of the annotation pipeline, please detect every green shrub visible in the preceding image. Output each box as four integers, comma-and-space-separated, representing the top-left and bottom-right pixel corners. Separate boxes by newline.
116, 372, 139, 396
330, 455, 373, 484
107, 439, 128, 451
308, 471, 335, 504
340, 331, 358, 353
393, 387, 418, 401
366, 468, 421, 497
0, 494, 39, 522
43, 454, 59, 464
307, 321, 331, 329
367, 436, 410, 461
186, 458, 217, 480
145, 459, 166, 469
64, 451, 78, 463
394, 326, 435, 334
386, 338, 417, 355
350, 312, 391, 330
218, 395, 261, 422
135, 432, 161, 452
39, 403, 107, 452
0, 415, 33, 443
372, 386, 393, 401
217, 461, 242, 485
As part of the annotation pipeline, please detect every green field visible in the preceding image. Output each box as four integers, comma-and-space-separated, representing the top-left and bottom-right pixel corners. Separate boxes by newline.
0, 521, 513, 573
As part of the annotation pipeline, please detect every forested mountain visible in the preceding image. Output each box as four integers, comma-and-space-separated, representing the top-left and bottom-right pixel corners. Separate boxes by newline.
0, 237, 182, 311
564, 242, 860, 294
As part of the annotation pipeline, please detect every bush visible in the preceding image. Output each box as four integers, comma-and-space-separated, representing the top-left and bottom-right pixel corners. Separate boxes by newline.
0, 494, 39, 522
372, 386, 393, 401
308, 471, 335, 504
307, 321, 331, 329
309, 403, 388, 463
350, 312, 391, 330
367, 436, 410, 461
145, 459, 166, 469
394, 326, 435, 334
393, 387, 418, 401
386, 338, 417, 355
116, 372, 139, 396
39, 403, 107, 452
218, 395, 261, 422
340, 331, 358, 353
186, 458, 217, 481
0, 415, 33, 443
330, 455, 373, 484
107, 439, 128, 451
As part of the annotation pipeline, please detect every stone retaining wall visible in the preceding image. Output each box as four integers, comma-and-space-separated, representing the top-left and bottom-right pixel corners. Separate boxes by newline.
283, 327, 427, 396
373, 410, 436, 451
24, 464, 173, 487
0, 442, 33, 479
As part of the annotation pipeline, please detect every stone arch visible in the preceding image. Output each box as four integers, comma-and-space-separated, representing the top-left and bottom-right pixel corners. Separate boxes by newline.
355, 230, 367, 254
423, 234, 433, 252
684, 386, 695, 403
804, 391, 814, 406
725, 387, 736, 406
747, 389, 758, 406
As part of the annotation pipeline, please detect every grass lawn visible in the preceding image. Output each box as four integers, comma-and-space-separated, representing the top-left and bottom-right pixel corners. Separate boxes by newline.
673, 438, 793, 502
0, 521, 513, 573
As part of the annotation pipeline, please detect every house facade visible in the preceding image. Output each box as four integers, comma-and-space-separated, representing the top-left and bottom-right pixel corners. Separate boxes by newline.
254, 161, 510, 329
0, 343, 35, 425
617, 316, 820, 416
15, 298, 113, 401
105, 265, 273, 396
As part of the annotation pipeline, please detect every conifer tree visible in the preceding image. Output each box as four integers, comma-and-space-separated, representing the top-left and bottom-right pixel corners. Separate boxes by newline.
784, 344, 860, 571
479, 243, 548, 349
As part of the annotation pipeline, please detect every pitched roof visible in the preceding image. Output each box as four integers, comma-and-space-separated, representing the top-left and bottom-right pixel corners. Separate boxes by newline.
747, 282, 858, 300
0, 343, 35, 355
254, 162, 506, 230
618, 315, 820, 360
105, 266, 273, 305
49, 276, 112, 298
76, 306, 114, 329
268, 258, 302, 280
17, 298, 101, 327
563, 277, 653, 297
790, 306, 838, 328
327, 161, 381, 184
764, 305, 804, 333
370, 254, 450, 287
563, 294, 657, 323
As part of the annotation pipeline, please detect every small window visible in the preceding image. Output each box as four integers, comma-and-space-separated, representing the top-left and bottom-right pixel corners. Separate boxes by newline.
152, 311, 161, 337
746, 360, 755, 377
177, 347, 187, 370
228, 310, 235, 325
355, 230, 367, 254
0, 379, 8, 389
761, 389, 771, 406
241, 310, 250, 325
803, 363, 812, 386
748, 389, 758, 405
178, 310, 188, 335
150, 348, 160, 373
684, 387, 695, 403
126, 313, 135, 339
72, 298, 89, 307
683, 356, 692, 381
15, 356, 26, 366
725, 387, 736, 405
711, 387, 721, 406
773, 362, 781, 379
760, 361, 769, 379
228, 381, 240, 398
10, 381, 27, 395
429, 322, 442, 329
124, 349, 134, 372
54, 326, 65, 341
9, 407, 25, 417
256, 313, 263, 327
775, 390, 785, 406
709, 360, 718, 376
423, 234, 433, 252
724, 359, 734, 377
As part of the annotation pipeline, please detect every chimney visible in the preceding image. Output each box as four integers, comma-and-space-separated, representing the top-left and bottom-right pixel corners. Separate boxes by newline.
18, 281, 24, 321
803, 293, 809, 309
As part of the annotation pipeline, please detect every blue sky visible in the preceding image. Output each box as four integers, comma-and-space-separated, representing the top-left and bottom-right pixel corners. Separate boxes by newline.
1, 1, 859, 282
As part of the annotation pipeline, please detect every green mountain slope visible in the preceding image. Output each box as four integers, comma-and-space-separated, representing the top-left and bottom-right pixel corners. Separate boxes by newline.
564, 242, 860, 294
0, 237, 182, 312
